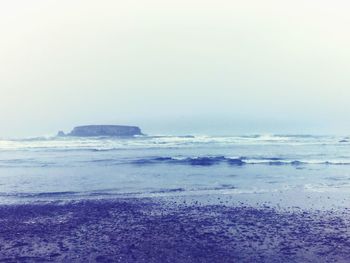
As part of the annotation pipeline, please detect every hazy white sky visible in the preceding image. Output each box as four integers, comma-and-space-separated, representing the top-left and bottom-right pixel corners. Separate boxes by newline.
1, 0, 350, 137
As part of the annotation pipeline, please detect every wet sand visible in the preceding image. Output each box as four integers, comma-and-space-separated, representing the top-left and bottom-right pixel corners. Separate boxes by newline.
1, 198, 350, 262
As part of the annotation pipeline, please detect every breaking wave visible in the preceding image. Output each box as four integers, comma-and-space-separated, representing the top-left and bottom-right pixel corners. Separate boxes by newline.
0, 134, 349, 152
129, 156, 350, 166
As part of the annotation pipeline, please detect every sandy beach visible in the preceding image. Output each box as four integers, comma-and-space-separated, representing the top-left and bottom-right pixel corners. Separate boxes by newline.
1, 197, 350, 262
2, 0, 350, 260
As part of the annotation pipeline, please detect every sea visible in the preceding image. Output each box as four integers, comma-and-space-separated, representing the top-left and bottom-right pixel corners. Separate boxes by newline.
1, 134, 350, 207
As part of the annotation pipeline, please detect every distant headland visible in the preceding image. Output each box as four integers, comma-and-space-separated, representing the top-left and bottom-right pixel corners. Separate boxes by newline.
57, 125, 143, 137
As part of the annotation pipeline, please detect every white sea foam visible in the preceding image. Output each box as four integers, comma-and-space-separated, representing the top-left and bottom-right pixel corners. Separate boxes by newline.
0, 134, 345, 151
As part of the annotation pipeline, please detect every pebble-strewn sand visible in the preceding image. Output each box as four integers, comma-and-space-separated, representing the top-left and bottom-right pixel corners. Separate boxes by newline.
0, 198, 350, 262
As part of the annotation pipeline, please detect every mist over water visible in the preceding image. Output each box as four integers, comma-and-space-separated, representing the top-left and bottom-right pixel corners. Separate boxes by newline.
1, 1, 350, 137
2, 2, 350, 261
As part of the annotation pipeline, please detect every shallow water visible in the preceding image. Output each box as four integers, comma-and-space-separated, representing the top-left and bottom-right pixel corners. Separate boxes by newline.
0, 134, 350, 205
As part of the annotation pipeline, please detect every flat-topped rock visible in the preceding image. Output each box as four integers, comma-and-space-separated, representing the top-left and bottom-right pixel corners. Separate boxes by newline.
58, 125, 143, 137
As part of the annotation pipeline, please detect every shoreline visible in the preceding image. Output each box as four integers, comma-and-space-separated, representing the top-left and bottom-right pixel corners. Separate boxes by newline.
1, 197, 350, 262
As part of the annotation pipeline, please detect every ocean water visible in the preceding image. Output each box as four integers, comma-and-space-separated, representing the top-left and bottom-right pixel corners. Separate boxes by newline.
1, 134, 350, 204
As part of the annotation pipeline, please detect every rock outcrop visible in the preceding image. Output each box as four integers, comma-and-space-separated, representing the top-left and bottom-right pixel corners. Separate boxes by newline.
58, 125, 143, 137
57, 131, 65, 137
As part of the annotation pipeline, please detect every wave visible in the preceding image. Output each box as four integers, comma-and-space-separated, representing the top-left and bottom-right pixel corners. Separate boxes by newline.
0, 191, 80, 198
0, 185, 240, 200
130, 156, 350, 166
1, 134, 349, 152
3, 155, 350, 168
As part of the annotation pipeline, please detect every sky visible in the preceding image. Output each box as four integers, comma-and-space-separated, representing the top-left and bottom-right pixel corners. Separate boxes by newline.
1, 0, 350, 137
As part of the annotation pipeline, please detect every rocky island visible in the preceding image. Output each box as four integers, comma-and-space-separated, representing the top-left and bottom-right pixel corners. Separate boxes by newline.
57, 125, 143, 137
